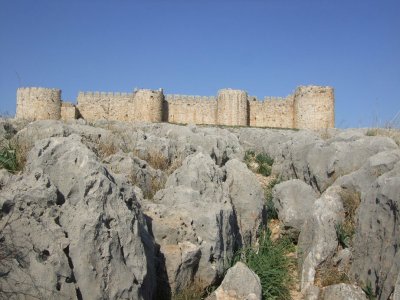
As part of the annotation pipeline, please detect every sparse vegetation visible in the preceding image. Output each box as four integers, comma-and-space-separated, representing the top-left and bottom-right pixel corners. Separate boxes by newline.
336, 188, 361, 248
172, 281, 214, 300
0, 139, 28, 172
97, 139, 119, 159
235, 227, 294, 300
244, 150, 274, 177
335, 223, 351, 249
362, 281, 377, 300
0, 142, 17, 172
315, 259, 350, 287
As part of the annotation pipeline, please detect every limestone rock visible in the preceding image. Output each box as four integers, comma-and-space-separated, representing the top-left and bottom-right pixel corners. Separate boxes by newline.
142, 153, 264, 295
272, 179, 318, 234
143, 153, 240, 293
320, 283, 367, 300
104, 151, 166, 199
224, 159, 265, 246
0, 134, 156, 299
298, 186, 344, 291
280, 134, 398, 193
350, 160, 400, 300
207, 262, 262, 300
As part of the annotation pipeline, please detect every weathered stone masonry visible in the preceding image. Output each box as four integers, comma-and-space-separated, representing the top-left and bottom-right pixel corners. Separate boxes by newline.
15, 85, 335, 129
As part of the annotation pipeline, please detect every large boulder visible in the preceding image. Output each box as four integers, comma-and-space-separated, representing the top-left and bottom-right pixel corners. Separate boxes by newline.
224, 159, 265, 246
350, 160, 400, 300
320, 283, 367, 300
272, 179, 318, 234
206, 262, 262, 300
142, 153, 264, 295
0, 134, 156, 299
298, 186, 344, 292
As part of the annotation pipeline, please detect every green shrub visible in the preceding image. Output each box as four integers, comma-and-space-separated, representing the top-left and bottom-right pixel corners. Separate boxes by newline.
235, 227, 293, 300
244, 150, 255, 164
257, 163, 272, 177
255, 153, 274, 166
0, 142, 17, 172
335, 223, 351, 249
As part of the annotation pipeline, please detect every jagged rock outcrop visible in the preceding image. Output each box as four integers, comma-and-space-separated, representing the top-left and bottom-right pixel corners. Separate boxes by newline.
0, 134, 155, 299
141, 153, 264, 295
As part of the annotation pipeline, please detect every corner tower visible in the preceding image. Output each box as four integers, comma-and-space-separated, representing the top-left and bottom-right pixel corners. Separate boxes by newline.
16, 87, 62, 121
133, 89, 164, 122
293, 86, 334, 129
217, 89, 248, 126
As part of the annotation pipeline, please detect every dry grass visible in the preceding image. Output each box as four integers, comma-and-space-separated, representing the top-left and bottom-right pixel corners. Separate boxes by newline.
315, 259, 350, 287
172, 280, 213, 300
337, 188, 361, 248
145, 151, 169, 171
366, 128, 400, 146
97, 139, 119, 159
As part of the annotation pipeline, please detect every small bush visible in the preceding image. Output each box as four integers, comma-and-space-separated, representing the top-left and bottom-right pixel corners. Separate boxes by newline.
98, 140, 119, 159
244, 150, 274, 177
255, 153, 274, 166
366, 129, 378, 136
0, 143, 17, 172
172, 280, 213, 300
335, 223, 351, 249
258, 163, 272, 177
235, 227, 293, 300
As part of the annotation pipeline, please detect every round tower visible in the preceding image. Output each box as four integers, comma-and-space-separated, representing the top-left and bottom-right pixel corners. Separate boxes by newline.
133, 89, 164, 122
217, 89, 248, 126
16, 87, 62, 121
293, 85, 334, 129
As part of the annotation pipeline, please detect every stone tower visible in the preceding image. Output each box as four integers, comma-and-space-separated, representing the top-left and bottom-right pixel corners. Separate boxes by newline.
217, 89, 248, 126
16, 87, 61, 121
293, 86, 334, 129
133, 89, 164, 122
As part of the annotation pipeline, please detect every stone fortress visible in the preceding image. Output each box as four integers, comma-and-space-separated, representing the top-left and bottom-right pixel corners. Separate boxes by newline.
15, 85, 335, 129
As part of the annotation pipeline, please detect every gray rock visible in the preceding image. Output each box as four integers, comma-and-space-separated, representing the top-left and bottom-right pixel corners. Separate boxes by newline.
142, 153, 264, 294
272, 179, 318, 233
298, 186, 344, 292
207, 262, 262, 300
350, 160, 400, 300
280, 134, 398, 193
0, 135, 156, 299
320, 283, 367, 300
303, 285, 321, 300
224, 159, 265, 246
104, 151, 166, 199
0, 169, 12, 190
143, 153, 240, 293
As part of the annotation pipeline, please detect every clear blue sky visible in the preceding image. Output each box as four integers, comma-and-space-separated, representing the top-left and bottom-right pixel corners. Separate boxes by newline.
1, 0, 399, 128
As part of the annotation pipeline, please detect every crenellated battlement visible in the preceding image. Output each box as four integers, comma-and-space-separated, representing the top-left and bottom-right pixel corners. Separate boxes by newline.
15, 85, 335, 129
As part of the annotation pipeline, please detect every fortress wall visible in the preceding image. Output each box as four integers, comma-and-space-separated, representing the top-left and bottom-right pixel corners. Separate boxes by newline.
108, 92, 134, 121
16, 87, 61, 121
217, 89, 248, 126
77, 92, 134, 122
166, 96, 218, 124
249, 96, 294, 128
77, 92, 109, 122
294, 86, 335, 129
133, 90, 163, 122
61, 102, 78, 121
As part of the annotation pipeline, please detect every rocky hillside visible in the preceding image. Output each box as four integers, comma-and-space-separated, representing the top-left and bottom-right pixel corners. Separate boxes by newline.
0, 119, 399, 300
